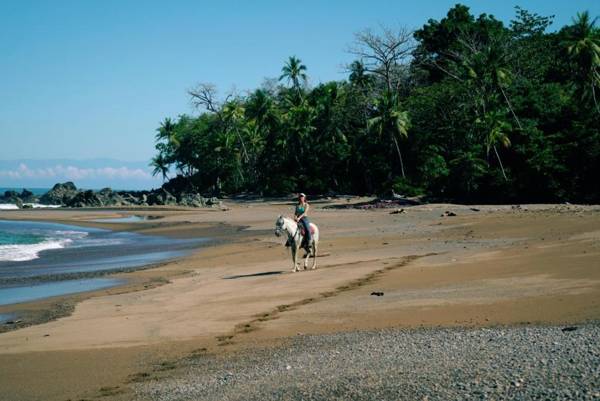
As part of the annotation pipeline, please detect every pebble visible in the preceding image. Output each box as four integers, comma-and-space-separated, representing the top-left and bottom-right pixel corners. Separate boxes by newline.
135, 324, 600, 401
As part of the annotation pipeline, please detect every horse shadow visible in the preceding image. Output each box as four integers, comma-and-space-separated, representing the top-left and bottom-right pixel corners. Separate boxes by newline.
223, 271, 284, 280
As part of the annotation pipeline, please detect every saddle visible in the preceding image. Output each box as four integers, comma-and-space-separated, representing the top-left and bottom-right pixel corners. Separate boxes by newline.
299, 224, 316, 237
285, 223, 315, 249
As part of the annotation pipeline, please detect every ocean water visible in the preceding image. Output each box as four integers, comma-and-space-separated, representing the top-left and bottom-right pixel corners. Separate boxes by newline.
92, 215, 161, 223
0, 312, 15, 323
0, 187, 50, 196
0, 221, 87, 262
0, 278, 125, 306
0, 220, 205, 305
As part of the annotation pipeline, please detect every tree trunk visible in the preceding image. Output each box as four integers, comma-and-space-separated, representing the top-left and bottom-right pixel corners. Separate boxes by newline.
392, 134, 406, 179
500, 85, 523, 130
493, 145, 508, 181
591, 82, 600, 115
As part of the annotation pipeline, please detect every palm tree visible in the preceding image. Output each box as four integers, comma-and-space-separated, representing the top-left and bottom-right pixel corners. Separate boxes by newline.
245, 89, 278, 130
348, 60, 372, 88
150, 152, 170, 181
279, 56, 308, 94
155, 117, 179, 146
367, 93, 410, 178
562, 11, 600, 113
221, 100, 250, 163
480, 110, 511, 181
461, 38, 523, 130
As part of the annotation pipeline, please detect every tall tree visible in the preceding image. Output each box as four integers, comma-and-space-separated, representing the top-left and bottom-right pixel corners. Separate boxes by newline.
349, 25, 414, 93
368, 92, 410, 178
561, 11, 600, 113
279, 56, 308, 96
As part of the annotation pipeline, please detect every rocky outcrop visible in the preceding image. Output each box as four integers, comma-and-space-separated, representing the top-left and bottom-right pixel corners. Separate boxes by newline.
0, 189, 39, 207
66, 190, 103, 208
3, 181, 220, 209
39, 182, 79, 205
19, 189, 36, 202
147, 188, 177, 206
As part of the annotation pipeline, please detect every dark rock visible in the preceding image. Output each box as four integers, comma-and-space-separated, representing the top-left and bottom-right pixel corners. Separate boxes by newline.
35, 181, 217, 208
19, 189, 36, 202
39, 182, 79, 205
561, 326, 578, 332
147, 188, 177, 206
66, 190, 103, 207
3, 190, 19, 200
205, 197, 220, 206
179, 192, 206, 207
0, 190, 23, 205
370, 292, 384, 296
15, 198, 23, 209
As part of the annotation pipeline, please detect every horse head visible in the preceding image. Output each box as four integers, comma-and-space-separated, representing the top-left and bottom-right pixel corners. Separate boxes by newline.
274, 215, 285, 237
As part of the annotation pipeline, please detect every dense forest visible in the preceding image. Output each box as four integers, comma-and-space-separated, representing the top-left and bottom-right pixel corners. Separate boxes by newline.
151, 5, 600, 203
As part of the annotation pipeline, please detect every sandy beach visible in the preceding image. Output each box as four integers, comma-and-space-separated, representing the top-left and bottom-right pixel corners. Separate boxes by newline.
0, 199, 599, 400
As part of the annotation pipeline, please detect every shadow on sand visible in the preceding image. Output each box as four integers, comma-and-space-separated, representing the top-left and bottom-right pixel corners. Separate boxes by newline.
223, 271, 284, 280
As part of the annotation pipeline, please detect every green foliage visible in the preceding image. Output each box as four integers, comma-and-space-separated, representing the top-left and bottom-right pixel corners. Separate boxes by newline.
151, 5, 600, 203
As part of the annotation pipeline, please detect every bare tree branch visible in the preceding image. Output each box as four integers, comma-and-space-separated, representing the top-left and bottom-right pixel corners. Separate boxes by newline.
347, 25, 416, 93
188, 83, 220, 113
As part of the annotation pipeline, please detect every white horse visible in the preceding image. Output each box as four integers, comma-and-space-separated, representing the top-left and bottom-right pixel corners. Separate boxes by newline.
274, 215, 319, 272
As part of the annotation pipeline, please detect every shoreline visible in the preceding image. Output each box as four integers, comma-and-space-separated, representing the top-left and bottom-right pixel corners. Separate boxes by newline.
0, 212, 247, 334
0, 200, 599, 401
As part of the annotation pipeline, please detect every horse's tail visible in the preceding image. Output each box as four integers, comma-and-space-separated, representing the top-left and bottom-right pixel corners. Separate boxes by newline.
312, 224, 320, 243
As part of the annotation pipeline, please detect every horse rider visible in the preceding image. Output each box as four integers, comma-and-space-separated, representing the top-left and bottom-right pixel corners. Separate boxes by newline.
294, 192, 312, 249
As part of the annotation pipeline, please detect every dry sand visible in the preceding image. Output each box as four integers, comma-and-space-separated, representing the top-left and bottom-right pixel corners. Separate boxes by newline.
0, 199, 599, 400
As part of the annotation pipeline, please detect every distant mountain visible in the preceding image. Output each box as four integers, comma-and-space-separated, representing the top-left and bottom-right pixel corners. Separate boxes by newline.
0, 159, 164, 190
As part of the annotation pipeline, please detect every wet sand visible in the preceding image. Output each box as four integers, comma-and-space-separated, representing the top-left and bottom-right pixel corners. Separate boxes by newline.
0, 200, 599, 400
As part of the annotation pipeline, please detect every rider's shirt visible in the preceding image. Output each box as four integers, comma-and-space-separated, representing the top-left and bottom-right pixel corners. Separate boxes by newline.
295, 203, 306, 218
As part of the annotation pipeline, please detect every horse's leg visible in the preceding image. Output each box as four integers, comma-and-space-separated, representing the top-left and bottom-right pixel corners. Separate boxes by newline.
291, 245, 298, 272
303, 246, 310, 270
311, 241, 318, 270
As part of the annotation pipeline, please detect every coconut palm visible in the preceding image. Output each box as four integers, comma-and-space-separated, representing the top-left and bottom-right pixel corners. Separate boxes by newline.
562, 11, 600, 113
279, 56, 308, 93
348, 60, 372, 88
150, 152, 170, 181
367, 93, 410, 178
155, 117, 179, 146
221, 100, 250, 164
480, 110, 511, 180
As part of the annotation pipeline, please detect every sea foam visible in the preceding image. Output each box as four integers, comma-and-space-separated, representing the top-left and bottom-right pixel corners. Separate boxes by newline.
0, 203, 61, 210
0, 239, 73, 262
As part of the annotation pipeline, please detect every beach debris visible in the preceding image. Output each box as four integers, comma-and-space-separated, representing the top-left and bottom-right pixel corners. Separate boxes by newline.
561, 326, 578, 332
370, 291, 384, 296
511, 205, 522, 210
470, 208, 480, 212
286, 365, 292, 370
325, 196, 422, 210
390, 208, 406, 214
441, 211, 457, 217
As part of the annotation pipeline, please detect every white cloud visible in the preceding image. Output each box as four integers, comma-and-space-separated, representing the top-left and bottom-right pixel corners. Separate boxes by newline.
0, 163, 155, 181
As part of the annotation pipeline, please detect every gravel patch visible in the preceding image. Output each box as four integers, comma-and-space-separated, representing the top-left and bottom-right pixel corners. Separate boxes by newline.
135, 324, 600, 401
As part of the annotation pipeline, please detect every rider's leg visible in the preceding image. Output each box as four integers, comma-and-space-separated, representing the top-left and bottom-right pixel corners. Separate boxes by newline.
300, 217, 312, 245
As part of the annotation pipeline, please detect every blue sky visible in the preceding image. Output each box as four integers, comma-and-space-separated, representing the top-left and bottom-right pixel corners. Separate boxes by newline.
1, 1, 599, 188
